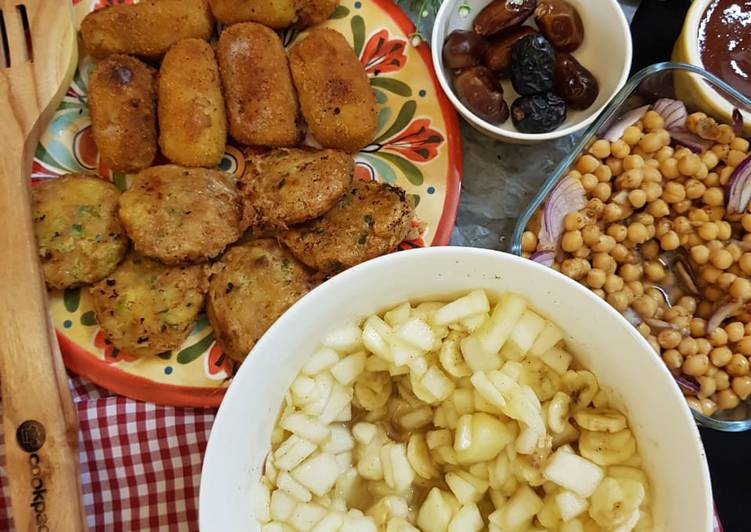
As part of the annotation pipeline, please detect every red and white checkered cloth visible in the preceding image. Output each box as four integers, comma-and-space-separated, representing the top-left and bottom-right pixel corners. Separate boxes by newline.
0, 373, 725, 531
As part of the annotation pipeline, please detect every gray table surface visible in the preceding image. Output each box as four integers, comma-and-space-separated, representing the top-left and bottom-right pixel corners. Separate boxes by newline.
407, 0, 640, 250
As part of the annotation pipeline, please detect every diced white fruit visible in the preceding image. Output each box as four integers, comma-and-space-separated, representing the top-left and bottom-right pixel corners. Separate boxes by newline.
386, 517, 420, 532
335, 451, 352, 471
270, 489, 297, 521
358, 438, 385, 481
303, 372, 335, 417
381, 443, 415, 493
399, 406, 433, 431
448, 503, 483, 532
311, 512, 345, 532
261, 522, 294, 532
608, 466, 649, 487
330, 351, 366, 386
560, 518, 585, 532
407, 433, 439, 479
289, 502, 327, 531
320, 383, 353, 424
439, 337, 472, 378
281, 413, 331, 444
537, 494, 561, 529
322, 324, 363, 352
385, 302, 412, 327
500, 341, 525, 362
455, 412, 513, 465
407, 355, 429, 377
541, 346, 573, 375
445, 470, 489, 504
265, 454, 278, 484
291, 453, 340, 496
303, 348, 340, 376
391, 340, 421, 367
473, 390, 504, 415
515, 425, 541, 455
488, 452, 511, 490
365, 355, 390, 372
421, 366, 456, 402
334, 467, 359, 502
488, 489, 507, 511
367, 495, 409, 524
395, 318, 436, 351
476, 293, 527, 354
470, 371, 507, 409
323, 425, 355, 454
543, 448, 604, 497
555, 490, 589, 521
362, 324, 392, 361
275, 435, 318, 471
341, 515, 378, 532
529, 320, 564, 357
333, 403, 351, 422
291, 375, 317, 405
493, 485, 543, 530
255, 481, 271, 523
453, 389, 475, 415
353, 422, 378, 445
417, 488, 456, 532
427, 429, 452, 449
277, 472, 312, 503
460, 335, 502, 372
500, 360, 525, 381
433, 290, 490, 326
508, 309, 547, 353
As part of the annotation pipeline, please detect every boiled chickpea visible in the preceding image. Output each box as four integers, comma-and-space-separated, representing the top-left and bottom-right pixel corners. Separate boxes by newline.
662, 181, 686, 203
592, 253, 616, 273
690, 244, 710, 265
686, 396, 703, 413
702, 150, 720, 170
701, 398, 718, 416
577, 154, 600, 174
626, 189, 646, 209
592, 288, 606, 299
639, 132, 663, 153
610, 139, 630, 159
603, 274, 624, 294
717, 273, 738, 290
701, 265, 722, 285
673, 199, 692, 214
622, 126, 642, 146
677, 153, 702, 176
709, 327, 729, 347
642, 182, 663, 202
732, 376, 751, 400
728, 149, 747, 167
688, 208, 710, 222
586, 268, 607, 289
589, 139, 611, 159
678, 296, 698, 314
573, 247, 591, 259
703, 187, 724, 207
641, 239, 660, 260
591, 235, 616, 253
561, 230, 583, 252
642, 110, 664, 131
646, 199, 670, 218
584, 198, 605, 219
602, 203, 622, 223
726, 354, 750, 377
644, 261, 666, 282
708, 206, 725, 221
594, 165, 612, 183
739, 253, 751, 274
619, 263, 642, 283
698, 375, 717, 398
697, 222, 719, 241
642, 165, 662, 183
730, 278, 751, 301
673, 216, 692, 234
659, 231, 680, 251
685, 179, 706, 200
725, 321, 745, 343
662, 349, 683, 370
709, 248, 733, 270
606, 224, 627, 242
618, 169, 644, 189
705, 172, 721, 187
717, 221, 732, 240
627, 280, 644, 297
716, 388, 741, 410
659, 158, 680, 179
521, 231, 538, 253
564, 212, 587, 231
580, 172, 598, 191
627, 222, 649, 244
742, 215, 751, 233
657, 329, 682, 350
697, 337, 713, 355
606, 157, 624, 176
580, 225, 600, 247
697, 299, 714, 319
710, 346, 733, 367
592, 182, 611, 202
715, 369, 731, 390
655, 145, 674, 162
731, 137, 749, 152
622, 154, 644, 171
678, 336, 698, 357
683, 354, 710, 376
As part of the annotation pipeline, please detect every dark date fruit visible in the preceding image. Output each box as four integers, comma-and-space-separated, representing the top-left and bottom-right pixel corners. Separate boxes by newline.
511, 92, 567, 133
482, 26, 537, 74
554, 53, 599, 110
454, 66, 510, 125
510, 34, 555, 96
442, 30, 489, 69
473, 0, 537, 37
534, 0, 584, 52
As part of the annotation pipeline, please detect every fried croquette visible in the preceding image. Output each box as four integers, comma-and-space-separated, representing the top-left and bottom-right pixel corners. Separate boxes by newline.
207, 239, 314, 361
88, 55, 157, 173
90, 253, 207, 357
208, 0, 339, 28
159, 39, 227, 168
118, 165, 245, 265
282, 180, 414, 273
242, 148, 353, 226
289, 28, 377, 153
81, 0, 214, 60
32, 175, 128, 290
217, 23, 300, 147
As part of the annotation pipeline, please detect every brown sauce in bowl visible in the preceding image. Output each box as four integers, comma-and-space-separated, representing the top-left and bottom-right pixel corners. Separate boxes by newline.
698, 0, 751, 98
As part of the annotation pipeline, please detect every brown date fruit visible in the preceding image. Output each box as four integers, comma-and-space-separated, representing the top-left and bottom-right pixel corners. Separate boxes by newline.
473, 0, 537, 37
442, 30, 489, 69
453, 66, 509, 125
482, 26, 537, 74
554, 53, 599, 110
534, 0, 584, 52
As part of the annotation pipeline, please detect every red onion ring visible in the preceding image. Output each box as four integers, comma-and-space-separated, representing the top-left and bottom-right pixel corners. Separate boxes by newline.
725, 154, 751, 214
529, 250, 555, 267
601, 105, 650, 142
670, 129, 714, 153
537, 176, 586, 251
652, 98, 687, 131
733, 108, 744, 137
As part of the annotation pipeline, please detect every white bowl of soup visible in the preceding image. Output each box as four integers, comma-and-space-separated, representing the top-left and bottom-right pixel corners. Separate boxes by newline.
199, 247, 712, 531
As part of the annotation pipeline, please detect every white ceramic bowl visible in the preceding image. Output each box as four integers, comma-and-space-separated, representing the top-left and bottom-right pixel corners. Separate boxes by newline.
200, 248, 711, 531
431, 0, 633, 143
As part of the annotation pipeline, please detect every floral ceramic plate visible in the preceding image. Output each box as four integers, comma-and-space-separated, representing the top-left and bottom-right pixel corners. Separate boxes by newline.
37, 0, 462, 407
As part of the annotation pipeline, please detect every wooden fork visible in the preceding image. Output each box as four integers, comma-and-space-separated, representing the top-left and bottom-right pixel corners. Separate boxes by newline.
0, 1, 86, 530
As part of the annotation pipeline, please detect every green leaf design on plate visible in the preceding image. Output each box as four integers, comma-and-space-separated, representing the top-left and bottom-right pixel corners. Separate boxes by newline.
351, 15, 365, 58
63, 287, 80, 312
176, 333, 214, 365
157, 351, 172, 360
373, 87, 387, 105
112, 173, 128, 192
362, 154, 398, 184
375, 100, 416, 144
370, 77, 412, 97
374, 151, 424, 186
330, 5, 349, 19
80, 310, 96, 326
376, 107, 392, 133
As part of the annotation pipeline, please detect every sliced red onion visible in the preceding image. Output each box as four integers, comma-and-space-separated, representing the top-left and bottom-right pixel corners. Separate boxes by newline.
530, 250, 555, 267
733, 108, 743, 137
725, 154, 751, 214
537, 176, 587, 250
707, 300, 744, 333
644, 318, 682, 331
622, 308, 642, 327
601, 105, 650, 141
670, 129, 714, 153
675, 375, 700, 395
652, 98, 687, 131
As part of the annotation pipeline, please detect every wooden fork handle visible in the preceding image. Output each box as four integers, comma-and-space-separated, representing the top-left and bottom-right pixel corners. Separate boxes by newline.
0, 143, 87, 531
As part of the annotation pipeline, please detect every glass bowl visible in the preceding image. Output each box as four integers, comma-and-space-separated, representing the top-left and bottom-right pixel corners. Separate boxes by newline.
511, 62, 751, 431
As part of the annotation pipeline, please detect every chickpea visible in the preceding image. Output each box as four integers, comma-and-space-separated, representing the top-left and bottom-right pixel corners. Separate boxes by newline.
677, 296, 697, 314
726, 354, 750, 377
584, 198, 606, 219
611, 243, 629, 262
561, 230, 583, 252
602, 203, 623, 223
577, 154, 600, 174
592, 253, 616, 273
677, 154, 702, 176
710, 248, 733, 270
732, 376, 751, 400
709, 206, 726, 221
739, 253, 751, 274
703, 187, 724, 207
701, 398, 719, 416
642, 182, 663, 203
662, 181, 686, 203
662, 349, 683, 369
726, 243, 742, 263
580, 225, 599, 247
709, 327, 729, 347
659, 158, 680, 179
696, 337, 713, 355
606, 290, 630, 311
717, 220, 732, 240
626, 222, 648, 245
521, 231, 538, 253
602, 273, 624, 293
617, 263, 641, 283
678, 336, 698, 357
688, 208, 710, 222
698, 376, 717, 399
695, 164, 709, 180
610, 139, 630, 159
730, 278, 751, 301
673, 216, 692, 234
683, 354, 710, 376
659, 230, 680, 251
622, 126, 642, 146
701, 150, 719, 170
717, 124, 735, 145
716, 273, 738, 291
644, 261, 666, 282
697, 222, 719, 241
621, 154, 643, 171
686, 396, 703, 413
690, 244, 710, 265
594, 165, 612, 183
728, 149, 747, 167
656, 328, 681, 350
627, 280, 644, 297
641, 110, 664, 131
715, 369, 731, 390
704, 285, 724, 303
592, 182, 612, 202
591, 234, 616, 253
701, 265, 722, 284
743, 214, 751, 232
725, 321, 745, 343
716, 388, 741, 410
673, 199, 692, 214
655, 145, 674, 162
589, 139, 611, 159
617, 168, 644, 189
641, 239, 660, 260
690, 318, 705, 338
606, 224, 627, 242
705, 171, 721, 187
642, 165, 662, 183
710, 346, 733, 367
697, 299, 714, 319
626, 189, 646, 209
564, 212, 586, 231
585, 268, 607, 289
573, 247, 591, 259
581, 172, 598, 191
731, 137, 750, 152
639, 132, 664, 153
707, 239, 724, 251
561, 258, 591, 280
685, 179, 707, 200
